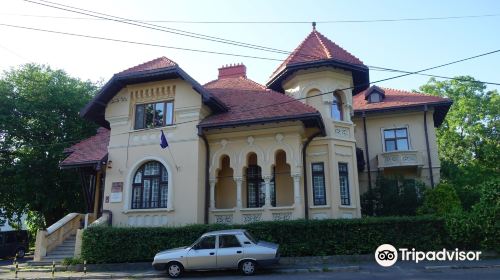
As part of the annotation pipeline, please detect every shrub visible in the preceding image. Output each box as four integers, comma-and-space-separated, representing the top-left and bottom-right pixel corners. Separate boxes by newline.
81, 216, 448, 263
445, 178, 500, 252
417, 183, 462, 216
362, 175, 425, 216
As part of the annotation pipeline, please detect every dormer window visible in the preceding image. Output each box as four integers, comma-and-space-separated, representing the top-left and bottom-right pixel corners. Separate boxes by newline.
365, 85, 385, 103
368, 93, 382, 103
331, 92, 343, 121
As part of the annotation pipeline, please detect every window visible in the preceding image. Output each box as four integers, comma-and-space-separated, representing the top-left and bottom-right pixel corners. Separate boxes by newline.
134, 101, 174, 129
131, 161, 168, 209
384, 128, 409, 151
368, 93, 381, 103
338, 163, 351, 205
331, 92, 343, 121
311, 163, 326, 205
194, 236, 216, 250
246, 165, 275, 208
219, 235, 241, 248
247, 165, 264, 208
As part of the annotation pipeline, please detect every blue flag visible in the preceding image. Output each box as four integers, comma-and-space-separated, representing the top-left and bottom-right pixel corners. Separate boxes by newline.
160, 130, 169, 149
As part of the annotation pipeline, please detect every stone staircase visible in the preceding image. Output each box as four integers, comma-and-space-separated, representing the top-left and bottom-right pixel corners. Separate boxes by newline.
29, 234, 76, 265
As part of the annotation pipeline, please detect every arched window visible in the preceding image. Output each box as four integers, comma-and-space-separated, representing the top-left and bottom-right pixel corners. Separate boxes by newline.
131, 161, 168, 209
331, 92, 343, 121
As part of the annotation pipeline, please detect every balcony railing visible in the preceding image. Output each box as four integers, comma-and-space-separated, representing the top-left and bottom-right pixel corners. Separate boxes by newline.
377, 150, 423, 169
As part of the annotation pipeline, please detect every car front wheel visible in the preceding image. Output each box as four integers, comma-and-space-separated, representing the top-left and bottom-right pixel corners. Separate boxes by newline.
240, 260, 257, 276
166, 262, 184, 278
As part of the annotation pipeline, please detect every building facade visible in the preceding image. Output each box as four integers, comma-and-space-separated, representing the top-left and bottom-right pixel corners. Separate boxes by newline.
60, 27, 451, 228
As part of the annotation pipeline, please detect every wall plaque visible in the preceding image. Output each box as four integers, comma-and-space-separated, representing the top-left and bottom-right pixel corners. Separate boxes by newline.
110, 182, 123, 203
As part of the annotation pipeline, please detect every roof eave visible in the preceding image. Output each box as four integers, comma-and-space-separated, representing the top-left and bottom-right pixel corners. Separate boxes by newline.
266, 59, 369, 95
198, 112, 325, 135
353, 100, 453, 127
81, 66, 228, 128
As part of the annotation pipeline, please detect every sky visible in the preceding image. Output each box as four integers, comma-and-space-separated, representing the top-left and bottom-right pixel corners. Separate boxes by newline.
0, 0, 499, 92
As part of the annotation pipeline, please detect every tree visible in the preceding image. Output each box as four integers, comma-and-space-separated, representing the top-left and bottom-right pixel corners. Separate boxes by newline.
419, 77, 499, 209
0, 64, 98, 226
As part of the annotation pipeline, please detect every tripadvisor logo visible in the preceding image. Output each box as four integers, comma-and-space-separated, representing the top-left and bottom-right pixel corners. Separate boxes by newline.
375, 244, 482, 267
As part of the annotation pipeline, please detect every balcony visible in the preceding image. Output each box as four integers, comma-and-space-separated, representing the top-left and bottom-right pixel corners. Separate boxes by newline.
377, 150, 423, 169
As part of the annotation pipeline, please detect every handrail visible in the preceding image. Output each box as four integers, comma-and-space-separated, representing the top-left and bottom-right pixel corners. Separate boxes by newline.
46, 213, 80, 235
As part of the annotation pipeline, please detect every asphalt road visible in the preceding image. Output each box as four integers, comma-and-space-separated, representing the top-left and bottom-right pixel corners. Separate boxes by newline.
138, 267, 500, 280
0, 255, 32, 266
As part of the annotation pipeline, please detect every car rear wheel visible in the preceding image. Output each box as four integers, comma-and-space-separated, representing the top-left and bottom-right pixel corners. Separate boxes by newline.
240, 260, 257, 276
16, 248, 25, 259
166, 262, 183, 278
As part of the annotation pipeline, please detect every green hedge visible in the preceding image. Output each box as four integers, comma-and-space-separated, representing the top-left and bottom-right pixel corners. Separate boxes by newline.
81, 216, 449, 263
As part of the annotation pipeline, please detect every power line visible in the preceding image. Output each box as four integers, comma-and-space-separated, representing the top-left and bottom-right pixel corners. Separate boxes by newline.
1, 22, 499, 87
2, 12, 500, 24
24, 0, 500, 87
0, 23, 283, 62
25, 0, 292, 56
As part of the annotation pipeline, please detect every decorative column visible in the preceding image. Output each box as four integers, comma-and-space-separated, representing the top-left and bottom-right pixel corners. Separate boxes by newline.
292, 173, 301, 205
263, 175, 272, 207
235, 177, 243, 209
209, 178, 216, 209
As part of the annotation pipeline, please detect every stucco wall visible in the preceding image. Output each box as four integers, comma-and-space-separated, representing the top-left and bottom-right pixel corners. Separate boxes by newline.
101, 79, 208, 227
353, 110, 441, 193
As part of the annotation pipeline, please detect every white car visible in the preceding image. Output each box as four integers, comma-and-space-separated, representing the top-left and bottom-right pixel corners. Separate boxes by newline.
152, 229, 280, 278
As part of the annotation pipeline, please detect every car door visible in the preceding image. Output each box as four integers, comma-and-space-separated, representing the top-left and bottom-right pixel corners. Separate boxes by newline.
216, 234, 244, 269
186, 235, 217, 270
0, 233, 5, 258
4, 233, 16, 257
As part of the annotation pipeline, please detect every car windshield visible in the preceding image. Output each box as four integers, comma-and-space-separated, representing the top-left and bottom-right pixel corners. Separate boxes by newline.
244, 231, 258, 244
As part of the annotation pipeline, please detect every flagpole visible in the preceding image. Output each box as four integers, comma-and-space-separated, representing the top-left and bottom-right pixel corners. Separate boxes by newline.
167, 148, 180, 171
160, 130, 179, 171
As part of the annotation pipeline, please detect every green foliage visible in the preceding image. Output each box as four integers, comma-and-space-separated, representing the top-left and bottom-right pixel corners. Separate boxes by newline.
81, 216, 448, 263
419, 77, 499, 208
361, 175, 425, 216
62, 257, 83, 266
418, 183, 462, 216
0, 64, 98, 225
445, 178, 500, 252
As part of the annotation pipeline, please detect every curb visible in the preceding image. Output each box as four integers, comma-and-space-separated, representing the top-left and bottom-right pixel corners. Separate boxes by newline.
425, 264, 500, 270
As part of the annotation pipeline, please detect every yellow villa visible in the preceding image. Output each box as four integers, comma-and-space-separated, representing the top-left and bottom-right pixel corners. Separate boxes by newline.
34, 27, 451, 262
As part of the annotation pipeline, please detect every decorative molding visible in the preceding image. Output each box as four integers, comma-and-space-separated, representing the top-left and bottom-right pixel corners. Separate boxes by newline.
110, 96, 128, 104
243, 214, 262, 224
312, 213, 328, 220
275, 133, 284, 143
307, 151, 328, 157
215, 215, 233, 224
334, 127, 350, 138
272, 212, 292, 221
247, 136, 255, 146
130, 85, 175, 103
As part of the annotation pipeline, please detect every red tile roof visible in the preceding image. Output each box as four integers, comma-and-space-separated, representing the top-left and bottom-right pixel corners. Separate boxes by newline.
60, 127, 110, 168
271, 28, 364, 78
353, 86, 451, 111
118, 56, 177, 75
200, 76, 319, 127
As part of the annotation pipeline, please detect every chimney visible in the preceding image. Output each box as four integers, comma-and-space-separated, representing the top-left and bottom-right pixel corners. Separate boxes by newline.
218, 63, 246, 79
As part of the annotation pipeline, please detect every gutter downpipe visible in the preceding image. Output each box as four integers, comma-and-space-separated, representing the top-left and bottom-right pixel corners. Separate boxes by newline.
362, 111, 373, 214
302, 131, 323, 220
199, 129, 211, 224
423, 105, 435, 188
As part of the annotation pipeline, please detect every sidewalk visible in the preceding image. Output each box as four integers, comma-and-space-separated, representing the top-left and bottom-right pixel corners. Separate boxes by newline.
0, 257, 498, 280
